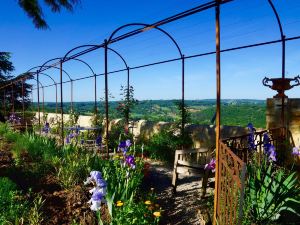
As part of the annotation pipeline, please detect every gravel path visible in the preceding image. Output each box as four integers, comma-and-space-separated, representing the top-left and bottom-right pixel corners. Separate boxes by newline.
142, 160, 214, 225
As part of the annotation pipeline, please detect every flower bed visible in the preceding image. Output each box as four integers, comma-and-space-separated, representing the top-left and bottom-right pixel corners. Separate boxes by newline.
0, 122, 161, 224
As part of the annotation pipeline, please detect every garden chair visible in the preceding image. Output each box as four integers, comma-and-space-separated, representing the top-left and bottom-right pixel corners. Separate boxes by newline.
172, 148, 214, 197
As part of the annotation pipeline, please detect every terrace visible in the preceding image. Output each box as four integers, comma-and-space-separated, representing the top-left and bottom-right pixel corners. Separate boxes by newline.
1, 0, 300, 224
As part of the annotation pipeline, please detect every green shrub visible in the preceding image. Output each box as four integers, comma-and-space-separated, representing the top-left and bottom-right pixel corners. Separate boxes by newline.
243, 157, 300, 224
0, 177, 29, 224
112, 200, 160, 225
53, 144, 92, 188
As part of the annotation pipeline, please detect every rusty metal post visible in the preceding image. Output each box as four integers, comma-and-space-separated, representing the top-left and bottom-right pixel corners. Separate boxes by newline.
181, 55, 185, 148
55, 84, 58, 115
94, 74, 97, 113
213, 1, 221, 224
60, 60, 64, 145
126, 66, 130, 127
42, 86, 45, 119
71, 80, 74, 112
104, 39, 109, 157
37, 71, 41, 130
22, 79, 25, 121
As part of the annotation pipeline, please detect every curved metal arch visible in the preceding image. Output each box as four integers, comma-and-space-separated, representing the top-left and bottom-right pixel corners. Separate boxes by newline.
62, 44, 100, 61
39, 72, 58, 115
39, 72, 57, 84
28, 65, 72, 81
65, 57, 96, 75
267, 0, 285, 78
107, 47, 128, 68
107, 23, 183, 57
62, 44, 129, 68
62, 44, 130, 114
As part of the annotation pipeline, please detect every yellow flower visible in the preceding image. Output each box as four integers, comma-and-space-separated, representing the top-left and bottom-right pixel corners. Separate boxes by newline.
144, 200, 152, 205
116, 201, 124, 207
153, 211, 161, 217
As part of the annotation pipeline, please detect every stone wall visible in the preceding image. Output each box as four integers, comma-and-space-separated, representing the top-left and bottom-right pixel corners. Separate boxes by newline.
266, 98, 300, 147
37, 112, 248, 148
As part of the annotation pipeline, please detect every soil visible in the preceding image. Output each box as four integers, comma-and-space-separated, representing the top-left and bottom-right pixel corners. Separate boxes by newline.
142, 160, 215, 225
0, 138, 96, 225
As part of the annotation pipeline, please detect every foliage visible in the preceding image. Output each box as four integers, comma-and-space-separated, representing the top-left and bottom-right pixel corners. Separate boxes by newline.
36, 99, 267, 128
117, 85, 138, 126
0, 53, 32, 119
243, 156, 300, 224
17, 0, 81, 29
95, 156, 144, 202
89, 107, 103, 138
0, 177, 29, 224
112, 200, 160, 225
67, 109, 80, 127
28, 195, 45, 225
53, 145, 92, 188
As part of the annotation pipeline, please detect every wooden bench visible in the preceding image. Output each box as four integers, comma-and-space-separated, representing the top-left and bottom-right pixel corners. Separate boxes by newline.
172, 148, 214, 197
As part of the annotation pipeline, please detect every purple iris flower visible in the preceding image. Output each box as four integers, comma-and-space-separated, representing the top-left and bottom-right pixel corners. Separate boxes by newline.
292, 147, 300, 156
9, 113, 21, 124
263, 133, 272, 154
268, 145, 277, 162
80, 139, 84, 145
96, 136, 102, 146
90, 171, 102, 181
91, 189, 104, 201
119, 141, 126, 149
125, 155, 135, 169
126, 139, 131, 148
66, 136, 70, 144
205, 159, 216, 172
42, 123, 50, 134
95, 178, 107, 188
69, 133, 75, 139
247, 123, 256, 150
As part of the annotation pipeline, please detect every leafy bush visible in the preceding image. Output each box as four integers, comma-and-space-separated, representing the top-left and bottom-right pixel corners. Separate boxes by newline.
53, 144, 92, 188
243, 157, 300, 224
143, 128, 192, 162
0, 177, 29, 224
112, 200, 160, 225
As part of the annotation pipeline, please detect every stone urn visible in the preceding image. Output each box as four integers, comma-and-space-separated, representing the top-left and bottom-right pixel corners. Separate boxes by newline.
262, 75, 300, 98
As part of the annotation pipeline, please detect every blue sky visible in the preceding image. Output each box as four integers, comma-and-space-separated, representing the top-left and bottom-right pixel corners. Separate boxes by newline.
1, 0, 300, 102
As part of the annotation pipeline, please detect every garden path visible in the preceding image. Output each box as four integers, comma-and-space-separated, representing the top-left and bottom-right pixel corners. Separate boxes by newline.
142, 160, 214, 225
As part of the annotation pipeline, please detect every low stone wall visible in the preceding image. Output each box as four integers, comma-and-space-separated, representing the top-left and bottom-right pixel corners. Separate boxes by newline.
36, 112, 248, 148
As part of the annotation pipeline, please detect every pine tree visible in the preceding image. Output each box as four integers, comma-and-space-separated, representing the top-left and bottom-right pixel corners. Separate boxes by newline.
0, 52, 33, 120
18, 0, 81, 29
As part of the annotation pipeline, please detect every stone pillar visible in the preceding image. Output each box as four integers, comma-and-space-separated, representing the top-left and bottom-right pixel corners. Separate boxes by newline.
266, 98, 300, 165
266, 98, 300, 147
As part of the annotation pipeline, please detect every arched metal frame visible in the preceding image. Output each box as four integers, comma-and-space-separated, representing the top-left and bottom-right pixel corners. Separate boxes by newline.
103, 22, 184, 156
30, 77, 45, 128
62, 45, 129, 145
39, 72, 58, 115
27, 64, 72, 129
39, 56, 98, 144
